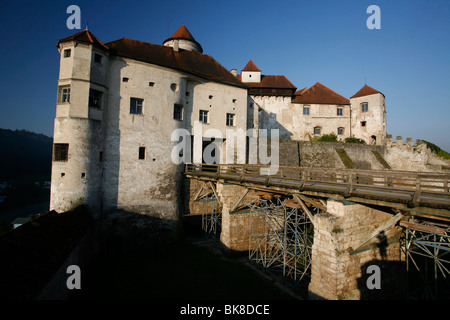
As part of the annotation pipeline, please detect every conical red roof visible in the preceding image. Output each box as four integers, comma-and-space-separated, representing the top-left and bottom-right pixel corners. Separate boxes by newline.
242, 60, 261, 72
167, 25, 196, 42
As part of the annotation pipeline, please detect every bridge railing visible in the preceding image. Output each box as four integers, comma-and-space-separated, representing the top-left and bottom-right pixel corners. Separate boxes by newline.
185, 163, 450, 201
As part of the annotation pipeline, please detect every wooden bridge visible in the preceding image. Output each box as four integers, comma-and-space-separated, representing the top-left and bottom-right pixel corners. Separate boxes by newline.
184, 163, 450, 299
185, 163, 450, 218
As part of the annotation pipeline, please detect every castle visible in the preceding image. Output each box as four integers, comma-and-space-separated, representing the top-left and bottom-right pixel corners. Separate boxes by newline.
50, 25, 387, 219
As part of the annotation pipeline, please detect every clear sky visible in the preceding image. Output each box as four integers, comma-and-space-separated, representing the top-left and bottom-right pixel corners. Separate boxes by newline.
0, 0, 449, 150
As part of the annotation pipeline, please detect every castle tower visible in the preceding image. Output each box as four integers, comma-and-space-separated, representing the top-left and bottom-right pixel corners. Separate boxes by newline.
240, 60, 261, 83
162, 25, 203, 53
350, 84, 386, 145
50, 30, 109, 215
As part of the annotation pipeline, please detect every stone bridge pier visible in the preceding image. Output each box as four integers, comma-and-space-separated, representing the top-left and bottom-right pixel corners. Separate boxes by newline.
208, 181, 406, 300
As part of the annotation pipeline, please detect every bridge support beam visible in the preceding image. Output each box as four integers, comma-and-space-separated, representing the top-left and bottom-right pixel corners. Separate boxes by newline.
216, 183, 257, 251
308, 200, 406, 300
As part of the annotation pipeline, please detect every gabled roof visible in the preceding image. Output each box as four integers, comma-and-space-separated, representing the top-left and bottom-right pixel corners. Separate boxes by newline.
106, 37, 246, 89
292, 82, 350, 105
242, 60, 261, 72
57, 29, 109, 51
238, 75, 296, 89
163, 25, 203, 53
237, 74, 296, 97
350, 84, 384, 99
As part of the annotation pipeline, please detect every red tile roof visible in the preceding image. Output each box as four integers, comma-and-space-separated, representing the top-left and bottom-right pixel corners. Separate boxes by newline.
350, 84, 383, 99
57, 29, 109, 51
292, 82, 350, 105
166, 25, 196, 42
106, 37, 246, 88
237, 74, 296, 96
163, 25, 203, 53
242, 60, 261, 72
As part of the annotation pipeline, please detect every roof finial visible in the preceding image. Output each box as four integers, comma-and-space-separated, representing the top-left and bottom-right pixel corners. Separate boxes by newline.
85, 23, 89, 31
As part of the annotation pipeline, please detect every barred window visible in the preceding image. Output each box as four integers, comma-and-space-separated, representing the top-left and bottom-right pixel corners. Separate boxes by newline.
199, 110, 209, 123
226, 113, 235, 126
130, 98, 143, 114
54, 143, 69, 161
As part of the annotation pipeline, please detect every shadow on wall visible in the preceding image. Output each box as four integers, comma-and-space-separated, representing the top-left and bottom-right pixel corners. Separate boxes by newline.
357, 259, 407, 300
258, 107, 293, 139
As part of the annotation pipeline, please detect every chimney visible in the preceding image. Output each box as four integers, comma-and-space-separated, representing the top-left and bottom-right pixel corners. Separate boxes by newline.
230, 69, 237, 77
173, 39, 179, 52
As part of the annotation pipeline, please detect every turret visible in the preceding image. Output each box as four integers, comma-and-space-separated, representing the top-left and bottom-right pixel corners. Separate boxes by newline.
50, 29, 108, 215
350, 84, 386, 145
162, 25, 203, 53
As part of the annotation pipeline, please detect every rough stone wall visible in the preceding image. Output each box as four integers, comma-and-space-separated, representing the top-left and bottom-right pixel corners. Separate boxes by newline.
216, 183, 263, 251
383, 135, 450, 172
350, 93, 386, 145
309, 200, 405, 300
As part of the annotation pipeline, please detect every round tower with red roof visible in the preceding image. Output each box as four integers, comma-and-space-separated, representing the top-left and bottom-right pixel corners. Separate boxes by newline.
162, 25, 203, 53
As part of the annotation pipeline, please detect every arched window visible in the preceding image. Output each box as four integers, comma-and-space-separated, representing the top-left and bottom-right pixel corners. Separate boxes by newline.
338, 127, 344, 135
314, 126, 321, 135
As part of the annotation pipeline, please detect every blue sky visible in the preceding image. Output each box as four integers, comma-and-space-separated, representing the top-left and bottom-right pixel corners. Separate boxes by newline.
0, 0, 449, 150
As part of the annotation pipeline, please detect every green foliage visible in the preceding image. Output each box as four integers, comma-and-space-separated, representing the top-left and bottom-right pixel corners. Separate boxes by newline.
418, 140, 450, 160
344, 137, 366, 144
371, 150, 391, 169
308, 133, 338, 142
336, 148, 354, 168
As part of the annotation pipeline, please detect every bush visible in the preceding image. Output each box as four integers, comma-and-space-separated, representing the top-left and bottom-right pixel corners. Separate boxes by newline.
345, 137, 366, 144
418, 140, 450, 159
308, 133, 338, 142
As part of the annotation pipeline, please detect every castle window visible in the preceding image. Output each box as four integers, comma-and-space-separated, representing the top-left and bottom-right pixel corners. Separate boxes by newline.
99, 151, 103, 162
209, 95, 213, 99
81, 173, 86, 179
361, 102, 368, 112
89, 89, 102, 108
361, 121, 367, 127
233, 99, 237, 103
122, 77, 129, 82
138, 147, 146, 160
53, 143, 69, 162
199, 110, 209, 124
337, 107, 343, 116
338, 127, 344, 135
59, 86, 70, 103
314, 127, 321, 135
94, 53, 102, 64
226, 113, 235, 126
303, 106, 310, 115
149, 82, 155, 87
63, 49, 71, 58
174, 104, 183, 120
130, 98, 143, 114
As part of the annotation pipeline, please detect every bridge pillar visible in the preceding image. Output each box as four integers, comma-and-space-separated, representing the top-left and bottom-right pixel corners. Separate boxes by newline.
216, 183, 254, 251
308, 200, 406, 300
